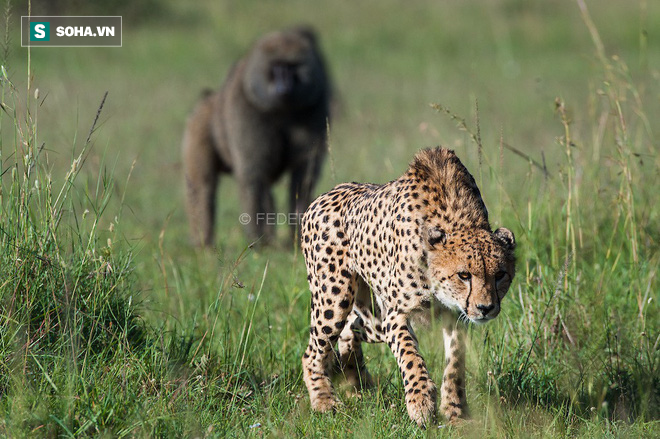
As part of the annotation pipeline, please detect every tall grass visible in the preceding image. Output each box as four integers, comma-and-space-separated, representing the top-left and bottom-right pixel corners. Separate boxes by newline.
0, 35, 148, 432
425, 2, 658, 433
0, 47, 291, 434
0, 53, 263, 435
466, 2, 659, 431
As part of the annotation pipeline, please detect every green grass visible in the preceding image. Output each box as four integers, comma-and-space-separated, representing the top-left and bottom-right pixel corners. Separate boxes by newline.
1, 0, 659, 437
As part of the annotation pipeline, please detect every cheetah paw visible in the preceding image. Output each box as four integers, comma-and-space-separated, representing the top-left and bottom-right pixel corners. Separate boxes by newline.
406, 392, 437, 428
310, 394, 340, 413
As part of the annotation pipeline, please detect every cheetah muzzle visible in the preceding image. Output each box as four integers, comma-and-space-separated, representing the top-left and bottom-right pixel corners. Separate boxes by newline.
300, 147, 516, 427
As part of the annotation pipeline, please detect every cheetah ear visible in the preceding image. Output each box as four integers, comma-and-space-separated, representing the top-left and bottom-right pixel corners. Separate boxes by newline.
427, 227, 447, 247
494, 227, 516, 250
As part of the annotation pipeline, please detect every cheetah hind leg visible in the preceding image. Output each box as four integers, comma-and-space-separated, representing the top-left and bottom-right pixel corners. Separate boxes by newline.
335, 311, 374, 394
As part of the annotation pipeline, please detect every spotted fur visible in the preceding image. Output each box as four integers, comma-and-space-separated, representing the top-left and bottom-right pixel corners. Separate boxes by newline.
300, 147, 516, 427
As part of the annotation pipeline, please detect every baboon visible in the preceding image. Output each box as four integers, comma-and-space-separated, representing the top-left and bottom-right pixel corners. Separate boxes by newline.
182, 26, 332, 247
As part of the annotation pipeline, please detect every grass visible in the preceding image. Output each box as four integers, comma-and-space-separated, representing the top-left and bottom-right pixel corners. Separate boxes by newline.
1, 0, 659, 436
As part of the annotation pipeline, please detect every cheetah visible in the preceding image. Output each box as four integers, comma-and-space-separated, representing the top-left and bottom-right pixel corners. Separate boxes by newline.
300, 147, 516, 427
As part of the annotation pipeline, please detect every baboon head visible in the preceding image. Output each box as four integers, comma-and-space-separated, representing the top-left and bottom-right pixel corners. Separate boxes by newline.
243, 26, 328, 112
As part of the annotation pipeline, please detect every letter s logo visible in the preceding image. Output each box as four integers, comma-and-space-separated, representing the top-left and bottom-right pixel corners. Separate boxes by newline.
29, 22, 49, 41
35, 24, 46, 39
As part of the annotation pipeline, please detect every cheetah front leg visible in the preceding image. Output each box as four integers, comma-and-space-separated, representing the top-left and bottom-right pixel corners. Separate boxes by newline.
385, 312, 437, 427
440, 311, 468, 423
302, 271, 358, 412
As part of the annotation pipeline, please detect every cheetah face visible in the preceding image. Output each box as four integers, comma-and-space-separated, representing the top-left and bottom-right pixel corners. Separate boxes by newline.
425, 227, 516, 324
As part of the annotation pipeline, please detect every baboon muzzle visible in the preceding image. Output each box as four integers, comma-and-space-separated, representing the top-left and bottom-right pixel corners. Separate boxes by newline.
270, 62, 298, 95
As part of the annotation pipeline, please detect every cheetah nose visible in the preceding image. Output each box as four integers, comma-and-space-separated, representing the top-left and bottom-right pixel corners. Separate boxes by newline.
476, 304, 495, 316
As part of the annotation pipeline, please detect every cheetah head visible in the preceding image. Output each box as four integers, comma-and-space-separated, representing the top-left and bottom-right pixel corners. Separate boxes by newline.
424, 226, 516, 324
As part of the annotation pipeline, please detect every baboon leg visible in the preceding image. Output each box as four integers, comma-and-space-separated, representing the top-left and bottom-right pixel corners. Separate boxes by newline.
182, 106, 220, 247
289, 148, 324, 240
236, 177, 276, 244
289, 166, 311, 242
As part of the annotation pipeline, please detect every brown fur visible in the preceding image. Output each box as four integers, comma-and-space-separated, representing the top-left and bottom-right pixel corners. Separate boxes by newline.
182, 26, 331, 246
300, 147, 516, 426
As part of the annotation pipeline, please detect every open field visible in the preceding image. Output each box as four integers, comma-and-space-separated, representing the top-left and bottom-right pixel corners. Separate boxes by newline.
1, 0, 659, 437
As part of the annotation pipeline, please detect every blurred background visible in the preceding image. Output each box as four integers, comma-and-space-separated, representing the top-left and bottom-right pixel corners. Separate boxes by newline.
6, 0, 657, 249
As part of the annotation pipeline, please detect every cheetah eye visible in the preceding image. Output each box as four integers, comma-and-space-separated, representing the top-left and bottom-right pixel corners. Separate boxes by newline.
457, 271, 471, 281
495, 271, 507, 282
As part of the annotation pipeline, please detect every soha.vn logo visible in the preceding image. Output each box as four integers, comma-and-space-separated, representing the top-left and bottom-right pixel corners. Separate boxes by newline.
23, 16, 121, 47
30, 21, 116, 40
